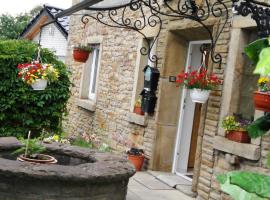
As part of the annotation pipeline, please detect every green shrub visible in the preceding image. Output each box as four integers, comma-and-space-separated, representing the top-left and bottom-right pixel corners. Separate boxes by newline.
0, 40, 71, 138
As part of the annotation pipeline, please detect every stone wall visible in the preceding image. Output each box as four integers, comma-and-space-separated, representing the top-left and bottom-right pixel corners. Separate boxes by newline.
64, 0, 158, 166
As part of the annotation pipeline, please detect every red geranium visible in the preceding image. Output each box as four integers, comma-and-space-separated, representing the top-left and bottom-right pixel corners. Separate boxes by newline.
176, 67, 221, 90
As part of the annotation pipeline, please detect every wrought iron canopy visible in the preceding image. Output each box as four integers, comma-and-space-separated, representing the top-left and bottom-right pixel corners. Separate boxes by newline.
54, 0, 270, 67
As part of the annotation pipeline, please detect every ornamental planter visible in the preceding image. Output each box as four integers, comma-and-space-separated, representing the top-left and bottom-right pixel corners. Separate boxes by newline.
253, 91, 270, 112
134, 106, 144, 115
31, 79, 48, 90
73, 49, 91, 63
17, 154, 57, 164
190, 89, 210, 103
226, 130, 250, 143
127, 154, 144, 171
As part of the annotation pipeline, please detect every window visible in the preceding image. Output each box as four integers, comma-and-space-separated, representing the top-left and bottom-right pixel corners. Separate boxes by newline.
88, 44, 100, 100
79, 43, 101, 102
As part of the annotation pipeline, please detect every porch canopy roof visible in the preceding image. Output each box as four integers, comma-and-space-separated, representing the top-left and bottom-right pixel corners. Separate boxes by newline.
55, 0, 132, 19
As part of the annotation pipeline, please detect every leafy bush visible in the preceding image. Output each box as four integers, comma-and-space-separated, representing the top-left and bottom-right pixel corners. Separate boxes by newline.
0, 40, 71, 138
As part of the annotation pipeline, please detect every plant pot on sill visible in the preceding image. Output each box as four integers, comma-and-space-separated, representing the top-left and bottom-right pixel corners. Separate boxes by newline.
226, 130, 250, 143
190, 88, 210, 104
253, 91, 270, 112
31, 79, 48, 90
73, 49, 91, 63
128, 154, 144, 171
17, 154, 57, 164
134, 106, 144, 115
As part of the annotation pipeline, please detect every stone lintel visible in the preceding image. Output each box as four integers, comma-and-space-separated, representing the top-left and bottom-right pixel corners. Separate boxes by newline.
213, 136, 260, 161
128, 113, 148, 127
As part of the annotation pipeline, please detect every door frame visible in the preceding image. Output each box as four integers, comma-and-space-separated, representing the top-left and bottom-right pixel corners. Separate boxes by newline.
172, 40, 211, 177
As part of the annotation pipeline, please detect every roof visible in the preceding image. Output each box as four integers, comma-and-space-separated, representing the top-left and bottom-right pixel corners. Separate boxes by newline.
20, 4, 69, 39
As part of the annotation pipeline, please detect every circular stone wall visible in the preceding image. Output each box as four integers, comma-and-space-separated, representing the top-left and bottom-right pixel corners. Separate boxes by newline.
0, 137, 135, 200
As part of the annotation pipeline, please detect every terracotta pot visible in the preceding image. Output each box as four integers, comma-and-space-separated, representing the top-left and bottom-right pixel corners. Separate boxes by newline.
17, 154, 57, 164
253, 91, 270, 112
226, 130, 250, 143
73, 49, 91, 63
128, 154, 144, 171
134, 106, 144, 115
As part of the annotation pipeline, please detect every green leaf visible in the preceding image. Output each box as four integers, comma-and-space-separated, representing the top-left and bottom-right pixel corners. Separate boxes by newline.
244, 38, 269, 64
217, 172, 270, 199
254, 47, 270, 75
247, 114, 270, 138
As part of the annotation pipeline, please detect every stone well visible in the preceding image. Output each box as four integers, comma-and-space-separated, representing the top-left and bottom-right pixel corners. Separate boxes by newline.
0, 137, 135, 200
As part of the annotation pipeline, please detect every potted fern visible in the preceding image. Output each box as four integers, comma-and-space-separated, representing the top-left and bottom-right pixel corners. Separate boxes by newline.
73, 44, 93, 63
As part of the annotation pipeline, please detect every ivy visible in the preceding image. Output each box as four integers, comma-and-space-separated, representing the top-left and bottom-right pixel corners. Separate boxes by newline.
0, 40, 71, 138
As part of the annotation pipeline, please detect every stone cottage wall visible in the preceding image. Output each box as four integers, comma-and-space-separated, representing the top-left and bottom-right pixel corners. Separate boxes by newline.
64, 1, 158, 165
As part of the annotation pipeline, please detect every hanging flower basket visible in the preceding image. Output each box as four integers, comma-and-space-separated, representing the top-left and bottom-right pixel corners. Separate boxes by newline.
17, 62, 59, 91
31, 79, 48, 90
253, 91, 270, 112
190, 88, 210, 103
73, 45, 92, 63
176, 67, 221, 104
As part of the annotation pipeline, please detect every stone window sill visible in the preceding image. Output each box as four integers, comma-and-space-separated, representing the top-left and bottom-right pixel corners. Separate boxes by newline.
128, 112, 148, 126
213, 136, 260, 161
76, 99, 96, 112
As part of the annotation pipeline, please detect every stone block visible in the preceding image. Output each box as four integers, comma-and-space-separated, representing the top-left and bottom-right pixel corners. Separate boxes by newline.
128, 112, 148, 126
0, 137, 22, 150
213, 136, 260, 160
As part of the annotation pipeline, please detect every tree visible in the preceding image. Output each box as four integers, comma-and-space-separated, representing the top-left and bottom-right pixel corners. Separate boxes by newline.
0, 5, 42, 39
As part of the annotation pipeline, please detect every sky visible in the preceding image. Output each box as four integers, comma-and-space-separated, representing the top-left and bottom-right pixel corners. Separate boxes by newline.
0, 0, 73, 16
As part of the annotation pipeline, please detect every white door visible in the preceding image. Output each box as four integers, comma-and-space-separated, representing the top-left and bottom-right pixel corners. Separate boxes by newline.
172, 40, 210, 175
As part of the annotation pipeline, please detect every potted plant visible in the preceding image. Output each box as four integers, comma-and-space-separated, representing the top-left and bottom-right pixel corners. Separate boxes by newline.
73, 44, 93, 63
17, 62, 59, 90
221, 115, 251, 143
134, 98, 144, 115
13, 138, 57, 164
253, 77, 270, 112
127, 148, 144, 171
176, 67, 221, 103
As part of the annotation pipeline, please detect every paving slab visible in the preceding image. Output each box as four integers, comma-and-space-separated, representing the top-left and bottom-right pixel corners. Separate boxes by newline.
133, 171, 173, 190
127, 172, 195, 200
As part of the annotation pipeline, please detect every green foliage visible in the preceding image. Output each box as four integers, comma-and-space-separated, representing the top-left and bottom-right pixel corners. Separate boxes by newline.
0, 14, 30, 39
13, 138, 46, 156
0, 40, 71, 138
98, 143, 112, 152
267, 152, 270, 168
71, 137, 93, 148
217, 172, 270, 200
244, 38, 269, 64
255, 47, 270, 75
0, 6, 42, 39
247, 113, 270, 138
244, 37, 270, 75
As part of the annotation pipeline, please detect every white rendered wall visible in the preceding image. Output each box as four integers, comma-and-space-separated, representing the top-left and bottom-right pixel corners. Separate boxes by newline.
33, 23, 68, 62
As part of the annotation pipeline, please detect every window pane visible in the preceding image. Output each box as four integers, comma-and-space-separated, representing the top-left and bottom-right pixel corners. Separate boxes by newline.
91, 48, 100, 94
88, 44, 100, 100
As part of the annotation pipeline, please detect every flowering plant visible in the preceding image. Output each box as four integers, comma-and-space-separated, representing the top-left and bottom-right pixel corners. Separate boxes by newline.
222, 115, 251, 131
176, 67, 221, 90
257, 77, 270, 93
17, 62, 59, 85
